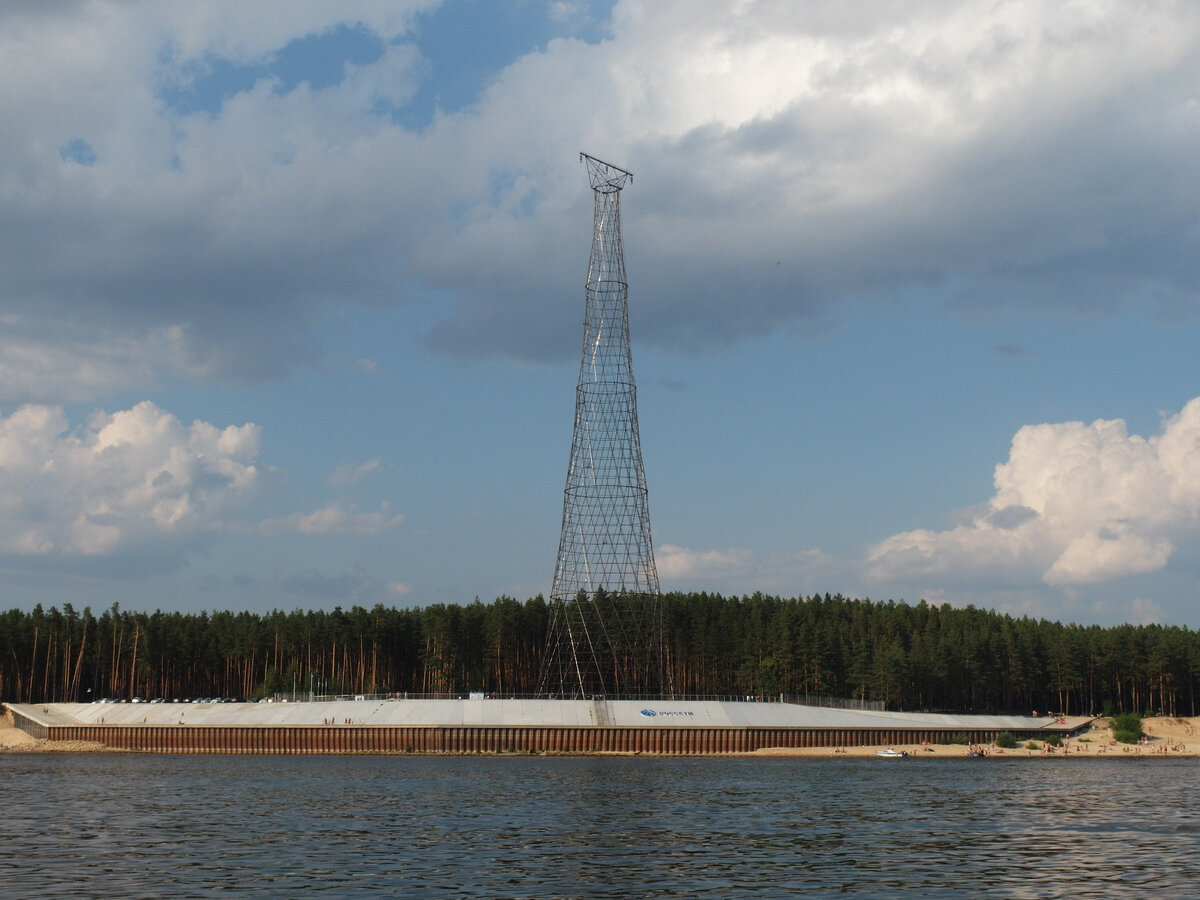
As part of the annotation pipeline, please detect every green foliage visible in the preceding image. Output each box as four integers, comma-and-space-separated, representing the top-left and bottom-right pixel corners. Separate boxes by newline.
1111, 712, 1145, 744
1, 592, 1199, 714
1044, 733, 1062, 747
995, 731, 1017, 749
1026, 741, 1040, 749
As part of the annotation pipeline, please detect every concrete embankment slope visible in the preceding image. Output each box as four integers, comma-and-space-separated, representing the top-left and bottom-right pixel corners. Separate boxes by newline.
4, 699, 1089, 755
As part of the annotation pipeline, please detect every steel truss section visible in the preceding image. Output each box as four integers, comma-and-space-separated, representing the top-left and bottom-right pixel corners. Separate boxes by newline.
541, 153, 666, 699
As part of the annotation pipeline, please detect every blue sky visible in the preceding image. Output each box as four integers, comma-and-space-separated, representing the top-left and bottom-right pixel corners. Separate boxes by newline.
4, 0, 1200, 627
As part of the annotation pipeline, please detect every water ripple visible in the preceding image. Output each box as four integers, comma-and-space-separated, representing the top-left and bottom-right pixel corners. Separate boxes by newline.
2, 755, 1197, 897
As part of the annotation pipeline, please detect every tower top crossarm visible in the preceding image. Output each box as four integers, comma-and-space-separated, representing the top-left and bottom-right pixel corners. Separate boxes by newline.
580, 152, 632, 192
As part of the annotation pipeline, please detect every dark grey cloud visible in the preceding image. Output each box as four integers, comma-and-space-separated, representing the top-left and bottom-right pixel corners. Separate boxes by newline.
3, 1, 1200, 397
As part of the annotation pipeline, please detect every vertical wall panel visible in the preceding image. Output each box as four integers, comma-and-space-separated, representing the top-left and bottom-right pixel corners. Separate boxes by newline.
17, 717, 1028, 756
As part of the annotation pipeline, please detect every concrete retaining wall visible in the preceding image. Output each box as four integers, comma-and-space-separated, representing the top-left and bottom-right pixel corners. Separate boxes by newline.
8, 706, 1010, 754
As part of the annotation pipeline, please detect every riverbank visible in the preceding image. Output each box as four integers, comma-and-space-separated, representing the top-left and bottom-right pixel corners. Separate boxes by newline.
0, 711, 112, 752
6, 699, 1081, 755
753, 715, 1199, 757
3, 708, 1196, 757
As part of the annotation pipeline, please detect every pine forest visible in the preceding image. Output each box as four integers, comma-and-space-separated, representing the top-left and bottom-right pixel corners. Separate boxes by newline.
1, 593, 1196, 716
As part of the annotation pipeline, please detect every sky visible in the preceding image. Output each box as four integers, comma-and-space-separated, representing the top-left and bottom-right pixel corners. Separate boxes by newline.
4, 0, 1200, 628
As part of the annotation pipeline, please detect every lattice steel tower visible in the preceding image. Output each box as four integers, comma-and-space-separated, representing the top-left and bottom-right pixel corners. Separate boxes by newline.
541, 153, 666, 699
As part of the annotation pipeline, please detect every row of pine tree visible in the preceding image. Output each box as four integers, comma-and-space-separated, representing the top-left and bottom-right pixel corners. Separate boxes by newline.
1, 593, 1195, 715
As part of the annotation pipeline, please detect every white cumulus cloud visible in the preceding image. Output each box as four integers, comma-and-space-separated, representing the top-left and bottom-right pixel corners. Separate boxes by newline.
0, 400, 259, 556
866, 396, 1200, 589
656, 544, 754, 581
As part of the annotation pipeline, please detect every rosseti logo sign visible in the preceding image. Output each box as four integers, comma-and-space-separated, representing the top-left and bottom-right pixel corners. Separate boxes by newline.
640, 709, 695, 718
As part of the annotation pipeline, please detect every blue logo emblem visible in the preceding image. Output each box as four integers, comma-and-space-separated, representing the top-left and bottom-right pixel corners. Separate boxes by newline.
640, 709, 656, 717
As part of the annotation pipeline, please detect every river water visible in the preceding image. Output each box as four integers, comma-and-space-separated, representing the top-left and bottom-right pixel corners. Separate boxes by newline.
2, 753, 1197, 898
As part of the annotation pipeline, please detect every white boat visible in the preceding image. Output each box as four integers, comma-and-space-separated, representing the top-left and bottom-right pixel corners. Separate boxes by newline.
876, 748, 907, 758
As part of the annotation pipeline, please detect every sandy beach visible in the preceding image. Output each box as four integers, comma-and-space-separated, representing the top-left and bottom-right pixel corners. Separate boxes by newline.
0, 711, 112, 753
753, 715, 1200, 758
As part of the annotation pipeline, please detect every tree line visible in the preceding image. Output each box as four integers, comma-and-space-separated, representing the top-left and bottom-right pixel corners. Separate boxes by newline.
1, 592, 1198, 716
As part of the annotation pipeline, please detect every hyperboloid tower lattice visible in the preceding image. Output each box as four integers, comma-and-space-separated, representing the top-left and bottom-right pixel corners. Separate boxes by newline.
541, 153, 666, 699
